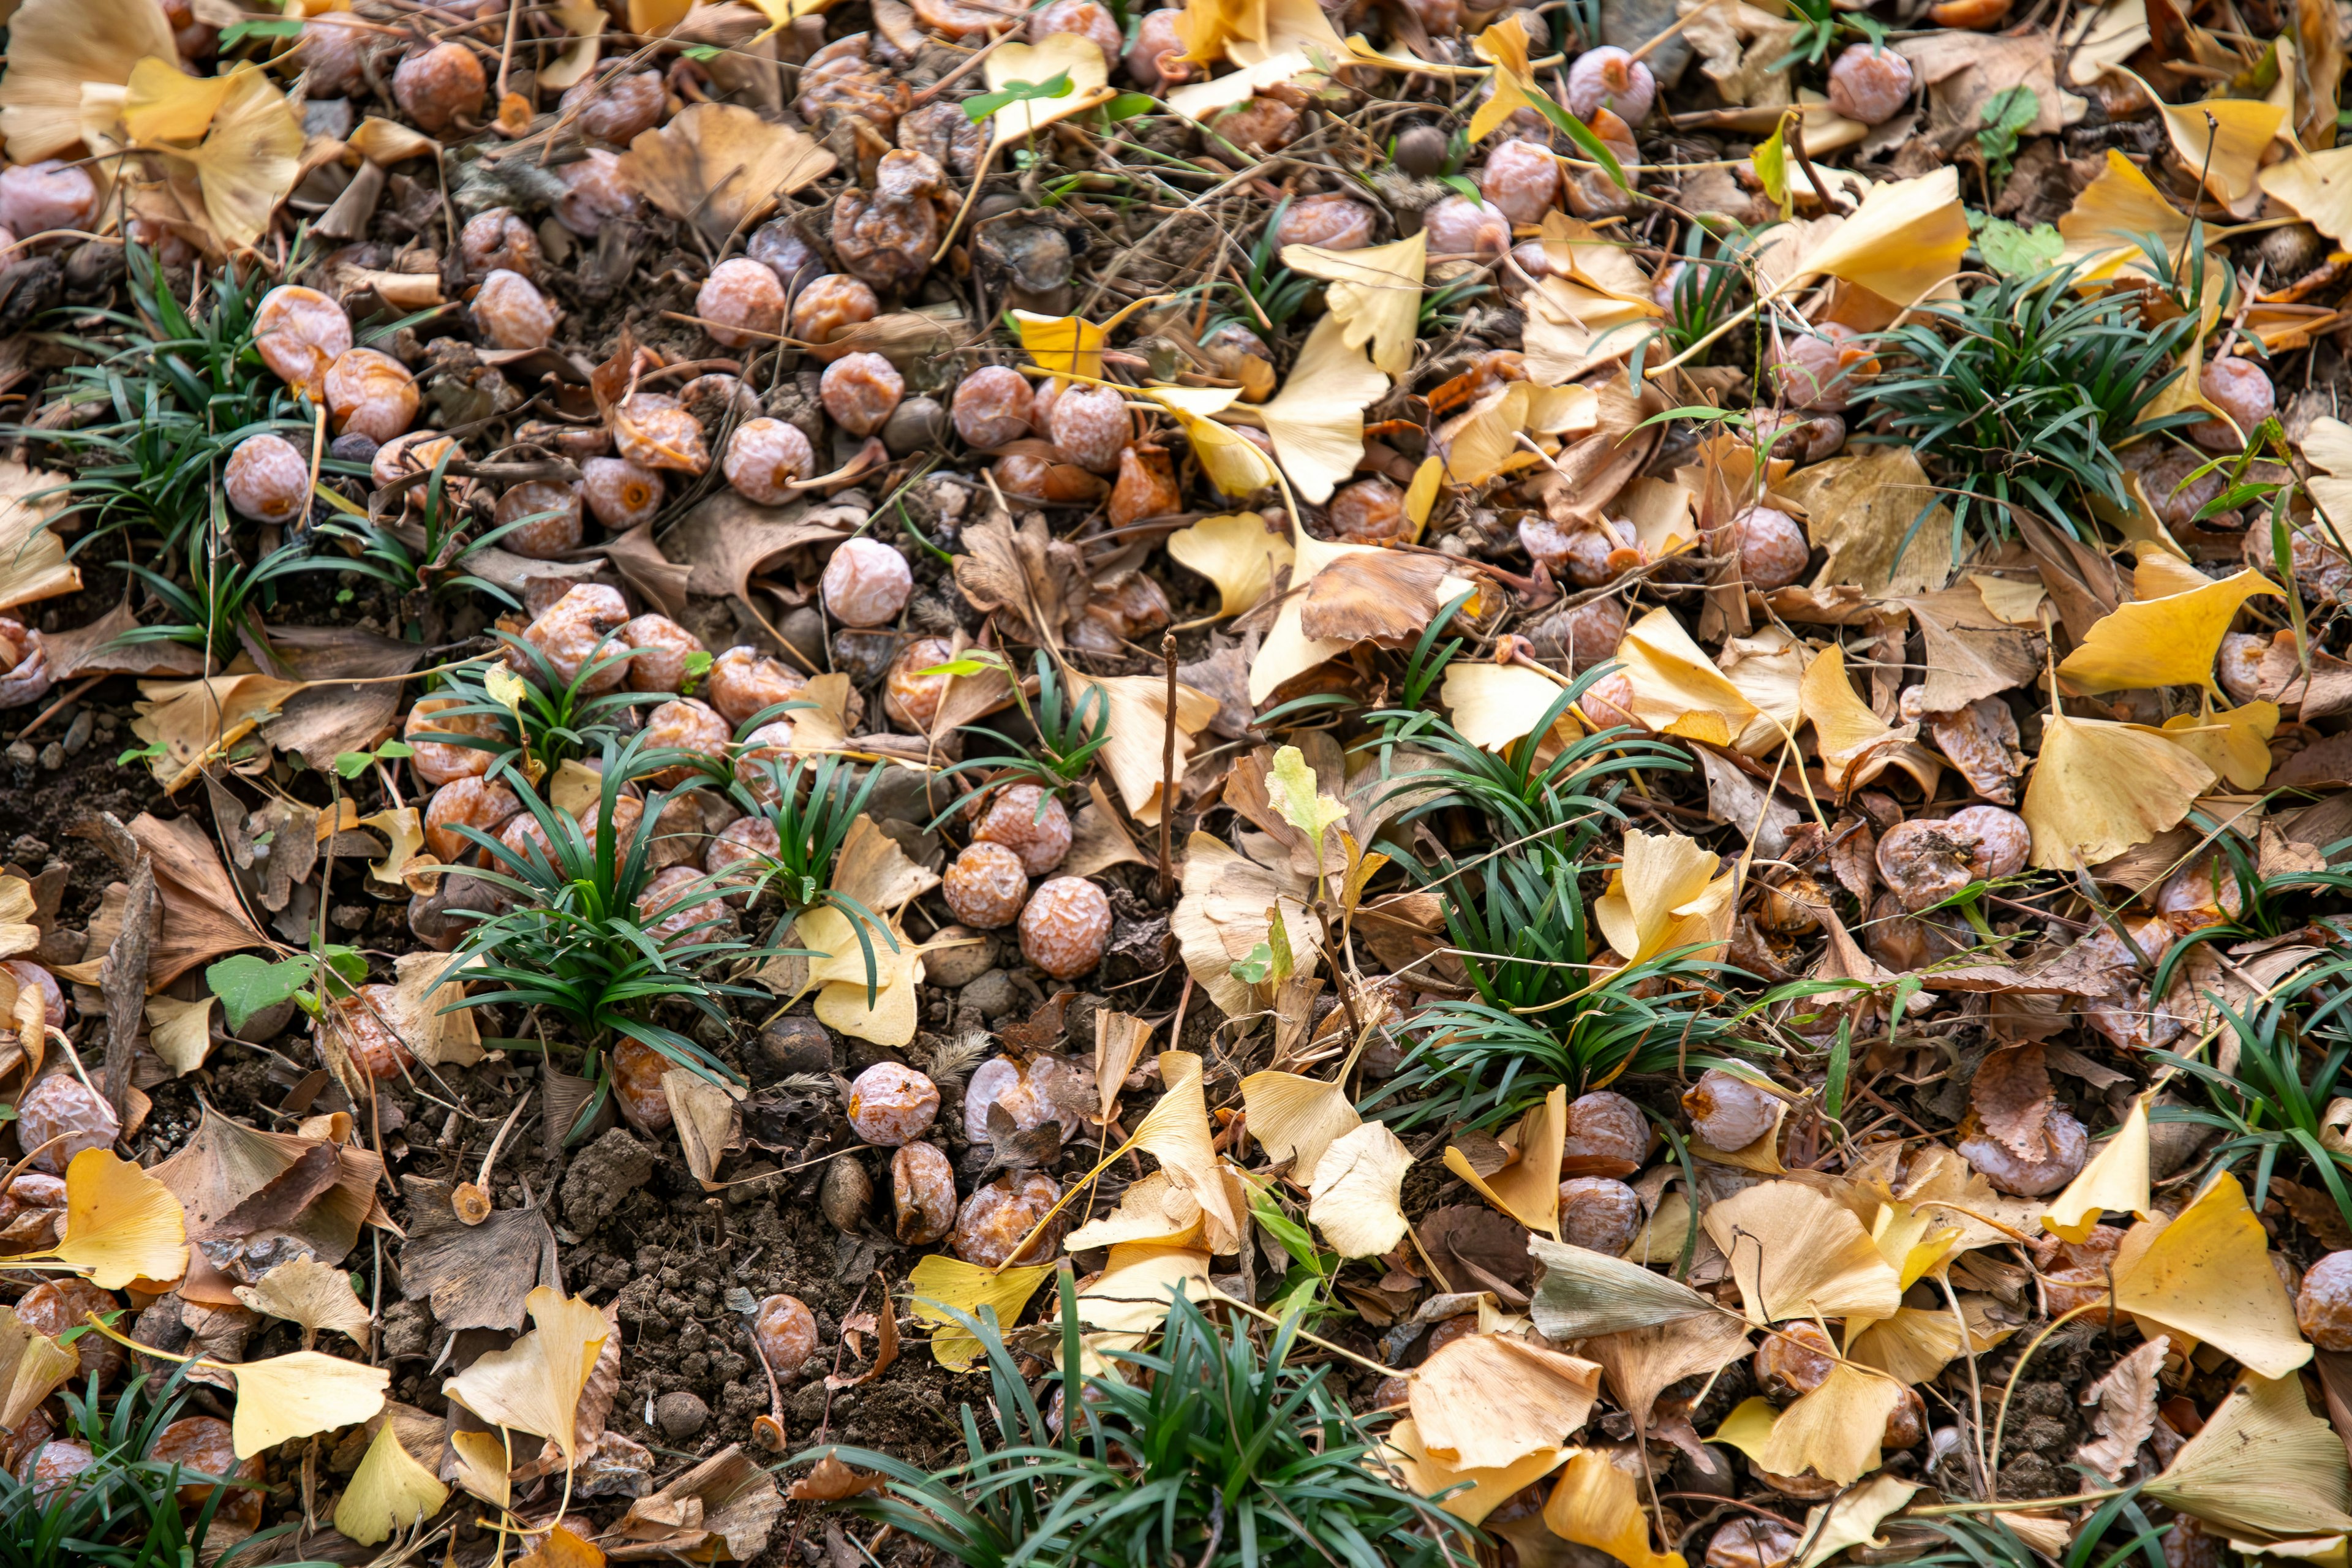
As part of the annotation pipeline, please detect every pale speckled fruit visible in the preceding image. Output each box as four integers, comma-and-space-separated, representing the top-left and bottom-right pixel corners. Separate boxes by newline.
619, 613, 703, 693
149, 1417, 262, 1528
943, 841, 1029, 929
404, 696, 499, 785
952, 1171, 1062, 1266
1274, 192, 1377, 250
523, 583, 632, 692
972, 783, 1071, 874
639, 863, 735, 946
754, 1293, 820, 1375
1126, 9, 1194, 90
722, 418, 815, 505
1558, 1176, 1640, 1254
697, 258, 787, 349
1826, 43, 1915, 124
394, 43, 486, 134
1681, 1068, 1778, 1150
1959, 1107, 2088, 1196
1480, 140, 1561, 225
820, 352, 904, 437
1018, 876, 1110, 979
821, 537, 913, 627
846, 1062, 940, 1145
610, 1036, 673, 1131
0, 160, 96, 237
461, 208, 538, 277
295, 14, 369, 93
17, 1278, 121, 1383
555, 149, 639, 236
892, 1142, 957, 1244
1028, 0, 1120, 55
423, 775, 520, 862
705, 815, 779, 901
224, 434, 312, 523
1564, 46, 1655, 122
1875, 818, 1974, 911
1325, 476, 1409, 544
1948, 804, 2030, 879
1771, 327, 1861, 412
1732, 505, 1808, 590
579, 456, 664, 531
324, 348, 420, 443
13, 1073, 120, 1174
1422, 195, 1510, 261
884, 636, 953, 729
328, 985, 416, 1080
641, 697, 731, 770
1047, 383, 1128, 473
252, 285, 352, 398
732, 718, 797, 804
952, 366, 1033, 448
1709, 1521, 1803, 1568
472, 268, 556, 350
494, 479, 583, 559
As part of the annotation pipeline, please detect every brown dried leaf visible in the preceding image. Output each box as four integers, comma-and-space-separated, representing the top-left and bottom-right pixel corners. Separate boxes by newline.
619, 103, 834, 239
1971, 1044, 2054, 1160
1296, 548, 1458, 644
670, 490, 856, 601
397, 1177, 561, 1332
953, 512, 1086, 649
2077, 1335, 2169, 1482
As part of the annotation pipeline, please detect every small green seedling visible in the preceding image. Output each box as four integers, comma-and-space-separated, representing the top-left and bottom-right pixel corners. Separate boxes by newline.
963, 72, 1073, 123
206, 947, 368, 1032
333, 740, 415, 780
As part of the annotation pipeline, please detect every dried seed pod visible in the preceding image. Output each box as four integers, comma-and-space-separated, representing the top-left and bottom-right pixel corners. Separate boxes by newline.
14, 1073, 121, 1174
224, 434, 312, 523
892, 1142, 957, 1244
1961, 1107, 2087, 1196
753, 1292, 821, 1375
821, 537, 913, 627
493, 479, 584, 559
1681, 1068, 1778, 1150
394, 42, 486, 134
423, 775, 521, 862
1558, 1176, 1640, 1254
461, 207, 538, 278
846, 1061, 940, 1145
1019, 876, 1110, 978
697, 257, 787, 349
1562, 1090, 1647, 1175
952, 1170, 1063, 1267
820, 1153, 873, 1232
253, 285, 352, 398
580, 456, 664, 530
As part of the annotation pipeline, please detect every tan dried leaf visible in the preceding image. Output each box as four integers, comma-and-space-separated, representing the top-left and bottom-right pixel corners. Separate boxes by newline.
619, 103, 834, 239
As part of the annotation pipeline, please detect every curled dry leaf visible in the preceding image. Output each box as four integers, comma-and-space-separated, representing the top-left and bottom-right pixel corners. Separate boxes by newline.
1381, 1417, 1574, 1526
2075, 1333, 2168, 1483
1306, 1120, 1413, 1259
905, 1255, 1057, 1371
1702, 1180, 1901, 1326
235, 1257, 372, 1349
619, 104, 834, 240
1409, 1330, 1601, 1469
1542, 1449, 1686, 1568
1166, 512, 1294, 619
442, 1285, 612, 1466
1280, 232, 1427, 379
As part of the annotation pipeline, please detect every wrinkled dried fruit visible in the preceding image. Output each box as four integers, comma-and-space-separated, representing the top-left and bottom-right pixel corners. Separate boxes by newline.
151, 1417, 262, 1528
15, 1072, 121, 1174
472, 268, 556, 350
791, 274, 881, 361
1480, 140, 1561, 225
1682, 1068, 1777, 1149
1558, 1176, 1640, 1254
1960, 1106, 2087, 1196
2191, 356, 2276, 451
833, 151, 947, 293
953, 366, 1035, 448
394, 42, 486, 134
733, 718, 797, 804
495, 479, 584, 559
424, 775, 521, 862
1754, 1319, 1835, 1400
1422, 195, 1511, 261
754, 1293, 820, 1376
1733, 505, 1808, 590
1325, 476, 1410, 545
328, 985, 416, 1080
723, 417, 816, 505
973, 783, 1072, 873
1049, 382, 1130, 474
524, 583, 633, 693
705, 815, 778, 901
943, 840, 1029, 929
1019, 875, 1109, 978
1276, 192, 1378, 250
952, 1170, 1062, 1267
1772, 326, 1864, 413
847, 1062, 940, 1145
325, 348, 420, 443
1029, 0, 1121, 54
642, 697, 732, 771
884, 636, 953, 729
405, 696, 499, 785
224, 434, 312, 523
581, 456, 665, 530
1109, 445, 1182, 527
821, 537, 914, 627
253, 285, 352, 399
614, 391, 707, 473
1564, 46, 1656, 122
796, 34, 911, 139
707, 646, 807, 727
1208, 97, 1299, 155
892, 1142, 957, 1245
698, 257, 787, 349
555, 149, 640, 236
821, 352, 905, 437
618, 613, 704, 694
461, 208, 539, 278
640, 863, 734, 946
562, 69, 666, 144
17, 1278, 121, 1382
0, 160, 96, 238
1826, 43, 1915, 124
748, 221, 821, 289
1564, 1090, 1648, 1174
1126, 7, 1194, 89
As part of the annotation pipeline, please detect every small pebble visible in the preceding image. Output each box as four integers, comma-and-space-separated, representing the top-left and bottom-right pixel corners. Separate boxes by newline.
654, 1390, 709, 1440
37, 742, 62, 770
61, 709, 91, 756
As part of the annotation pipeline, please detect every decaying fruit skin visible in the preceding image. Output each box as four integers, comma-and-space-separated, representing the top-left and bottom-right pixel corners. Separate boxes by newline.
1558, 1176, 1640, 1254
1019, 876, 1110, 978
1959, 1106, 2088, 1196
2297, 1250, 2352, 1350
753, 1293, 821, 1376
952, 1170, 1063, 1267
846, 1062, 940, 1145
972, 783, 1072, 873
13, 1073, 119, 1174
791, 274, 881, 361
943, 840, 1029, 929
796, 34, 911, 140
892, 1142, 958, 1244
832, 151, 951, 294
953, 366, 1034, 447
1754, 1319, 1836, 1399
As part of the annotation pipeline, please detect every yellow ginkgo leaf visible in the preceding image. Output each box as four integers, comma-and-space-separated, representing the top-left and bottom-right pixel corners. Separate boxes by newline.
1761, 1360, 1904, 1485
1412, 1332, 1602, 1470
1404, 456, 1443, 535
447, 1428, 513, 1508
1611, 606, 1759, 747
1445, 1085, 1566, 1238
1382, 1417, 1573, 1526
0, 1308, 79, 1433
984, 35, 1116, 151
2262, 143, 2352, 246
1868, 1200, 1961, 1290
2044, 1095, 2151, 1243
1238, 1071, 1361, 1185
1166, 511, 1293, 619
1133, 1050, 1241, 1250
1308, 1121, 1413, 1259
1075, 1243, 1210, 1354
1065, 1172, 1205, 1251
334, 1420, 450, 1545
1257, 315, 1389, 503
1594, 829, 1736, 969
1436, 380, 1599, 486
628, 0, 691, 31
2140, 83, 2287, 210
1147, 384, 1278, 497
123, 56, 238, 145
1441, 662, 1577, 752
1702, 1180, 1902, 1325
47, 1148, 188, 1289
537, 0, 609, 91
2022, 714, 2218, 869
440, 1286, 610, 1464
2113, 1172, 2311, 1380
1800, 645, 1912, 790
347, 116, 439, 165
1795, 1473, 1921, 1568
0, 0, 178, 162
178, 66, 304, 251
2060, 148, 2191, 276
2058, 568, 2283, 694
1467, 16, 1541, 143
2146, 1370, 2352, 1540
228, 1351, 390, 1458
1847, 1302, 2007, 1385
235, 1258, 372, 1349
1266, 743, 1348, 866
2161, 700, 2278, 790
1778, 167, 1970, 309
1280, 233, 1427, 378
145, 994, 217, 1078
907, 1254, 1057, 1371
1544, 1449, 1688, 1568
1711, 1396, 1779, 1464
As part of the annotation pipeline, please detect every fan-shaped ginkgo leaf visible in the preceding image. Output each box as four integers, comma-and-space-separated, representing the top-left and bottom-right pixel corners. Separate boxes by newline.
47, 1148, 188, 1289
228, 1352, 390, 1458
335, 1420, 450, 1545
440, 1286, 611, 1464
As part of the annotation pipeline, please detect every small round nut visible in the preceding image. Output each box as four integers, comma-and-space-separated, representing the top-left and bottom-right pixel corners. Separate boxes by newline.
846, 1061, 940, 1145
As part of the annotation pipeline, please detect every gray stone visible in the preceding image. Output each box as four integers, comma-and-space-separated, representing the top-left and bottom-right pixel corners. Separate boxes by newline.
654, 1390, 709, 1441
5, 741, 33, 768
779, 607, 826, 669
881, 395, 948, 458
864, 764, 946, 828
924, 926, 998, 988
60, 708, 91, 756
37, 742, 62, 770
961, 968, 1020, 1020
